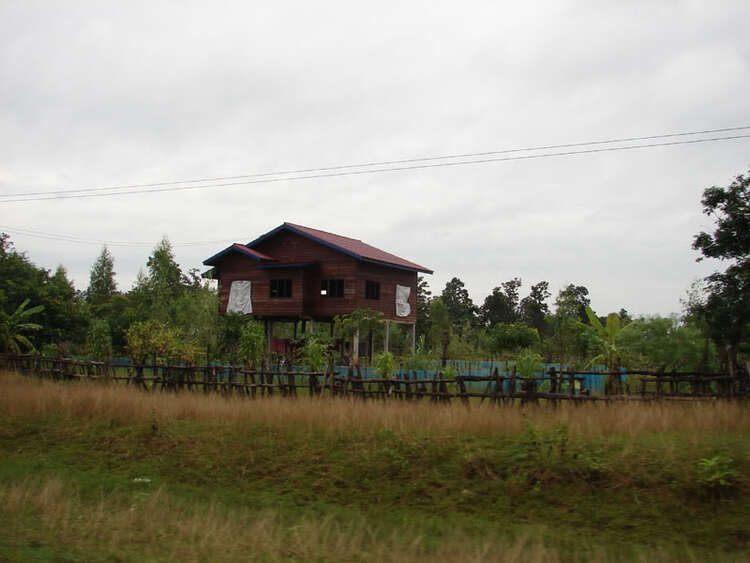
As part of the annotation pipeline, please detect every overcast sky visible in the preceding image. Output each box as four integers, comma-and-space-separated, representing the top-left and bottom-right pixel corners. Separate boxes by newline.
1, 1, 749, 317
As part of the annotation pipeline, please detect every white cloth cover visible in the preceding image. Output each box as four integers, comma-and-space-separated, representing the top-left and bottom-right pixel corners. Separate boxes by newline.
227, 280, 252, 314
395, 284, 411, 317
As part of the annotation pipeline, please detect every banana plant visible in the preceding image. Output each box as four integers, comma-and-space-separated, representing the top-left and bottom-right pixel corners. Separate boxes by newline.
581, 306, 622, 394
0, 298, 44, 354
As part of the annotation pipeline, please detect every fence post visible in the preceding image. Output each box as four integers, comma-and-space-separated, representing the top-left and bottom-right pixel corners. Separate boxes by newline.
549, 366, 557, 406
568, 370, 575, 400
457, 373, 468, 407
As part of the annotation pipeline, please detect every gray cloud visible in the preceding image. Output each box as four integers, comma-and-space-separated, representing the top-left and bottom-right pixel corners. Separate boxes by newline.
1, 0, 748, 318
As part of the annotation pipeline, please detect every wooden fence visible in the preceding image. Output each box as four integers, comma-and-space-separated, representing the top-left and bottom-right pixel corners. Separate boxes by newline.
1, 354, 747, 404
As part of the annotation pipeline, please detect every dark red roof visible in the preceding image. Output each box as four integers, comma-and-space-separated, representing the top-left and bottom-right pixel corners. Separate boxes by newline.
203, 243, 275, 266
204, 223, 433, 274
237, 222, 432, 274
282, 223, 432, 273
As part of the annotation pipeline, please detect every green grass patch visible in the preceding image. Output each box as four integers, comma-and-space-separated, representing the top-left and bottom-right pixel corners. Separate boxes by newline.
0, 373, 748, 561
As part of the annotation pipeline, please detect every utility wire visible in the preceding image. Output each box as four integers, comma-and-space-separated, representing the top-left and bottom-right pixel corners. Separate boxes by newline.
2, 133, 749, 203
0, 225, 247, 247
2, 125, 749, 200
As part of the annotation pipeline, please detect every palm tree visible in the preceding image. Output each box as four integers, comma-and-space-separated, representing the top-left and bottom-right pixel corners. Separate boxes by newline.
0, 299, 44, 353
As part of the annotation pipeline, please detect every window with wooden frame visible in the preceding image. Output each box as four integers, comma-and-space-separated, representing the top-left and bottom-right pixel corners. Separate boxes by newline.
269, 279, 292, 298
320, 279, 344, 298
365, 280, 380, 300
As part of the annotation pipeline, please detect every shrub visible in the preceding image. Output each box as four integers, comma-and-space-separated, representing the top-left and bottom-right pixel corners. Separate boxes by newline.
239, 319, 265, 368
373, 351, 396, 379
298, 335, 330, 372
696, 455, 738, 495
88, 318, 112, 361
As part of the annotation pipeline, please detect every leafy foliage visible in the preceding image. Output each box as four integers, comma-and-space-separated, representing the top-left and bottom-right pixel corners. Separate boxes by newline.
373, 351, 396, 379
0, 298, 44, 353
415, 276, 432, 342
125, 320, 199, 365
617, 316, 717, 371
515, 348, 542, 379
239, 319, 266, 368
87, 318, 112, 361
441, 277, 476, 334
480, 278, 521, 327
334, 308, 384, 339
582, 307, 621, 370
297, 335, 331, 372
555, 284, 591, 322
428, 297, 452, 365
86, 246, 117, 305
580, 306, 623, 393
692, 169, 750, 366
519, 281, 551, 335
490, 322, 539, 356
696, 455, 738, 495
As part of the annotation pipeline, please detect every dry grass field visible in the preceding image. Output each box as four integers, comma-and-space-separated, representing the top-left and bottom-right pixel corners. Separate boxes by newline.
0, 370, 748, 561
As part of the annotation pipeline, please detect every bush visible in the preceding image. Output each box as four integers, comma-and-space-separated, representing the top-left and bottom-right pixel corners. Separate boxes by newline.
239, 319, 265, 368
87, 319, 112, 361
696, 455, 738, 495
373, 351, 396, 379
298, 335, 330, 372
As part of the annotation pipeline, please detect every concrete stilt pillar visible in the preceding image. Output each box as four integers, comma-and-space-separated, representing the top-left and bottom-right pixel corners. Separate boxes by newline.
264, 319, 273, 368
384, 320, 390, 354
352, 329, 360, 366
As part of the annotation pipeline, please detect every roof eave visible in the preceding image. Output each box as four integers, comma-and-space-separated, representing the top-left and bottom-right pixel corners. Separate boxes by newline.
247, 223, 365, 262
203, 244, 275, 266
247, 223, 433, 274
360, 257, 433, 274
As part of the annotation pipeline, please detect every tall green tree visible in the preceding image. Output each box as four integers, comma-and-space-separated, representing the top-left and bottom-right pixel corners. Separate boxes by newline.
147, 237, 184, 322
555, 284, 590, 322
519, 280, 551, 335
550, 284, 592, 365
441, 277, 476, 334
429, 297, 452, 366
416, 276, 432, 342
86, 246, 116, 305
127, 237, 186, 326
480, 278, 521, 327
0, 235, 87, 351
41, 265, 87, 346
692, 169, 750, 369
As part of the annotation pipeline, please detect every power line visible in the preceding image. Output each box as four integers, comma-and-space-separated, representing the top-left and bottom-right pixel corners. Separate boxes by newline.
3, 133, 749, 203
2, 125, 749, 200
0, 225, 247, 247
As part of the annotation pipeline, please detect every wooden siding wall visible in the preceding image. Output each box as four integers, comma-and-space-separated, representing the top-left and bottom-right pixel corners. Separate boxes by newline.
215, 230, 419, 322
355, 262, 418, 323
256, 231, 359, 319
215, 253, 306, 318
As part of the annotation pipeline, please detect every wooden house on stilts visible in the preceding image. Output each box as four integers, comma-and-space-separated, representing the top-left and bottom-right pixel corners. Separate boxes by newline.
203, 222, 433, 361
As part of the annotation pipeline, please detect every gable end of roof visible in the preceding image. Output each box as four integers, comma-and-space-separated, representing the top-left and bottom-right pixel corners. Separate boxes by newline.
245, 222, 432, 274
202, 243, 276, 266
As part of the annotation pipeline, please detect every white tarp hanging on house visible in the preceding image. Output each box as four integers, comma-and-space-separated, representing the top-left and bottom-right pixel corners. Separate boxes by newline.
395, 284, 411, 317
227, 280, 252, 314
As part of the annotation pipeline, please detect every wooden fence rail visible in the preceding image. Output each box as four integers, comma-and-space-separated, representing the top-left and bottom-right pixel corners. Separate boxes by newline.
1, 354, 747, 404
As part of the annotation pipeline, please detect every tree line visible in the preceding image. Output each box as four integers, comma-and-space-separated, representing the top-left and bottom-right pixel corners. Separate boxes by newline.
1, 168, 748, 373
